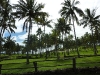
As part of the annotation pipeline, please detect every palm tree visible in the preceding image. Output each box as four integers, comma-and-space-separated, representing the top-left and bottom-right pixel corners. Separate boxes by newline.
13, 0, 47, 64
40, 33, 45, 54
29, 34, 38, 57
56, 17, 71, 57
15, 43, 21, 54
60, 0, 84, 57
80, 32, 92, 50
0, 0, 6, 7
64, 36, 71, 55
39, 14, 52, 34
0, 0, 16, 56
56, 18, 65, 51
56, 18, 71, 50
36, 27, 43, 57
43, 33, 49, 59
23, 34, 38, 56
80, 8, 100, 55
0, 0, 16, 35
3, 35, 16, 55
38, 14, 52, 59
51, 28, 60, 59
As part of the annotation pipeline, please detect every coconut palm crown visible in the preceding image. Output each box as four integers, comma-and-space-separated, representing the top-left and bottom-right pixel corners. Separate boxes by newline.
59, 0, 84, 57
13, 0, 47, 64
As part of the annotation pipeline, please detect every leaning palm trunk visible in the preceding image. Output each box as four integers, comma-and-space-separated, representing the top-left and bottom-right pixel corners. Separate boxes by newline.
72, 19, 80, 57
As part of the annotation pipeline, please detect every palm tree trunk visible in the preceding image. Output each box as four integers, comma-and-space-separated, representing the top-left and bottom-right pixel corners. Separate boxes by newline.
26, 17, 32, 64
44, 25, 47, 59
40, 36, 43, 57
62, 32, 64, 50
91, 28, 97, 55
62, 32, 65, 57
55, 30, 59, 60
45, 44, 48, 59
39, 34, 41, 58
72, 19, 80, 57
0, 33, 2, 56
66, 34, 70, 55
55, 42, 59, 59
32, 50, 34, 55
0, 33, 1, 57
26, 31, 30, 64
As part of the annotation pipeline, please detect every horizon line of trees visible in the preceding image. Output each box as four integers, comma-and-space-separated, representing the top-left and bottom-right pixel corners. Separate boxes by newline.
0, 0, 100, 64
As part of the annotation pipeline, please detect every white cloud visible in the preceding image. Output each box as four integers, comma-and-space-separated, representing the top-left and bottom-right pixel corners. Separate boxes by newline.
18, 33, 28, 40
9, 0, 100, 43
14, 20, 24, 33
38, 0, 62, 20
71, 25, 91, 38
10, 35, 25, 45
12, 36, 17, 41
16, 41, 25, 46
10, 0, 18, 4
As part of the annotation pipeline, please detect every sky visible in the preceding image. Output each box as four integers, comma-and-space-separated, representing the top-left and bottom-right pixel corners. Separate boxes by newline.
4, 0, 100, 45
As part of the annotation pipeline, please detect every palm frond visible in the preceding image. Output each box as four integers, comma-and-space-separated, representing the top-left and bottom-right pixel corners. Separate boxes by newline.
74, 0, 80, 5
74, 6, 84, 16
94, 15, 100, 19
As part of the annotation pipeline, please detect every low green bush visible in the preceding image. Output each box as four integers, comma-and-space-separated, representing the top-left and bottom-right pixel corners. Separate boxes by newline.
0, 55, 11, 60
16, 56, 32, 59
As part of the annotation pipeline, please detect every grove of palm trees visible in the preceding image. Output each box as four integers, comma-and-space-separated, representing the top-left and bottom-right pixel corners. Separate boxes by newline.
0, 0, 100, 75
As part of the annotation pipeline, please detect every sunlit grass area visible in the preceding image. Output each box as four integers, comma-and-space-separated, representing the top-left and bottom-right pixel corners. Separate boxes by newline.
1, 55, 100, 74
0, 47, 100, 74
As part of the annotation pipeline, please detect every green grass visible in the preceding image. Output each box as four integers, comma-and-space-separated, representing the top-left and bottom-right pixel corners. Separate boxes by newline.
76, 56, 100, 68
0, 59, 72, 74
1, 47, 100, 74
1, 56, 100, 74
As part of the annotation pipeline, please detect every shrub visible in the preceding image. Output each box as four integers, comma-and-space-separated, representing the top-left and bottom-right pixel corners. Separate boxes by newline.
16, 56, 32, 59
0, 55, 11, 60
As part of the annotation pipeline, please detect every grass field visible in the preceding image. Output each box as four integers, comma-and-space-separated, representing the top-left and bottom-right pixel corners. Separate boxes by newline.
0, 48, 100, 74
1, 56, 100, 74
